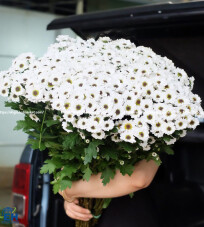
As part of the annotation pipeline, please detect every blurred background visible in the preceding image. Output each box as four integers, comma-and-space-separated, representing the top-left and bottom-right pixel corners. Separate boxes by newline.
0, 0, 203, 226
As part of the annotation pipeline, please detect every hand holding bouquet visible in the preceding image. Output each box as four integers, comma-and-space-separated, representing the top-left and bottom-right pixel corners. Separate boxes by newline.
1, 35, 203, 226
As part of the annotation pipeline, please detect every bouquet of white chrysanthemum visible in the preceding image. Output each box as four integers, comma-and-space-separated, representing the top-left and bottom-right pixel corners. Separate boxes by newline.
0, 35, 204, 227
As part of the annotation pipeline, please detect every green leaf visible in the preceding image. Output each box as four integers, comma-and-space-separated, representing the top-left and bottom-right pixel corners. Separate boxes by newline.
53, 183, 60, 194
118, 142, 134, 152
44, 141, 61, 149
154, 158, 162, 166
101, 167, 115, 185
163, 146, 174, 155
163, 135, 172, 142
60, 179, 72, 190
101, 147, 118, 161
129, 192, 134, 198
83, 167, 92, 181
26, 138, 46, 151
84, 140, 104, 165
39, 143, 46, 151
40, 158, 61, 174
5, 101, 20, 110
43, 134, 59, 139
63, 132, 80, 149
92, 214, 101, 219
26, 130, 40, 138
102, 198, 112, 209
120, 164, 134, 176
59, 164, 79, 179
14, 120, 27, 131
24, 115, 41, 131
44, 119, 60, 127
61, 151, 75, 160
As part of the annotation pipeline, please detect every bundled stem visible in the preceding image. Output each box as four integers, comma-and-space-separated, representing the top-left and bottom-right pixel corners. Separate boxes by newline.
75, 198, 104, 227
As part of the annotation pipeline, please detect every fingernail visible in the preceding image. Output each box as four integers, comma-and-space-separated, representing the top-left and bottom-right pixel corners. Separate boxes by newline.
87, 210, 91, 214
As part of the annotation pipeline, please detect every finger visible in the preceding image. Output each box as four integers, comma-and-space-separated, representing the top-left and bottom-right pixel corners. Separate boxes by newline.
64, 200, 78, 211
71, 209, 93, 220
73, 198, 79, 204
64, 201, 91, 219
65, 208, 92, 221
59, 190, 63, 196
70, 203, 91, 215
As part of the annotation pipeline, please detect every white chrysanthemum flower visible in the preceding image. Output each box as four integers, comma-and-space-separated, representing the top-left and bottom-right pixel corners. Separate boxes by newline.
134, 117, 146, 128
86, 88, 101, 101
153, 103, 168, 116
139, 141, 148, 149
102, 119, 114, 131
61, 99, 72, 113
152, 120, 163, 130
165, 137, 177, 145
62, 121, 73, 133
9, 93, 20, 102
123, 91, 135, 102
0, 87, 9, 97
11, 53, 34, 72
120, 132, 136, 143
195, 106, 204, 118
162, 107, 177, 121
51, 99, 62, 111
86, 119, 102, 133
93, 116, 106, 130
152, 152, 157, 157
163, 90, 176, 104
77, 118, 88, 130
175, 68, 188, 80
49, 73, 63, 86
141, 86, 155, 97
148, 136, 156, 144
175, 97, 189, 106
140, 99, 153, 110
119, 160, 125, 165
175, 118, 188, 130
78, 131, 86, 139
29, 113, 40, 122
134, 127, 149, 141
111, 133, 122, 142
2, 77, 11, 88
176, 106, 190, 117
112, 105, 125, 119
189, 76, 195, 90
120, 120, 136, 132
124, 100, 135, 115
134, 97, 142, 107
70, 101, 85, 116
92, 131, 106, 140
180, 129, 187, 137
111, 79, 126, 92
187, 116, 200, 129
84, 100, 97, 114
162, 122, 176, 135
26, 85, 44, 103
132, 106, 143, 118
53, 114, 63, 122
100, 97, 113, 115
152, 90, 164, 103
143, 109, 156, 124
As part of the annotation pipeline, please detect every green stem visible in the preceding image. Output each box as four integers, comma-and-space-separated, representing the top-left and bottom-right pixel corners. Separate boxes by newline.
39, 109, 46, 149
